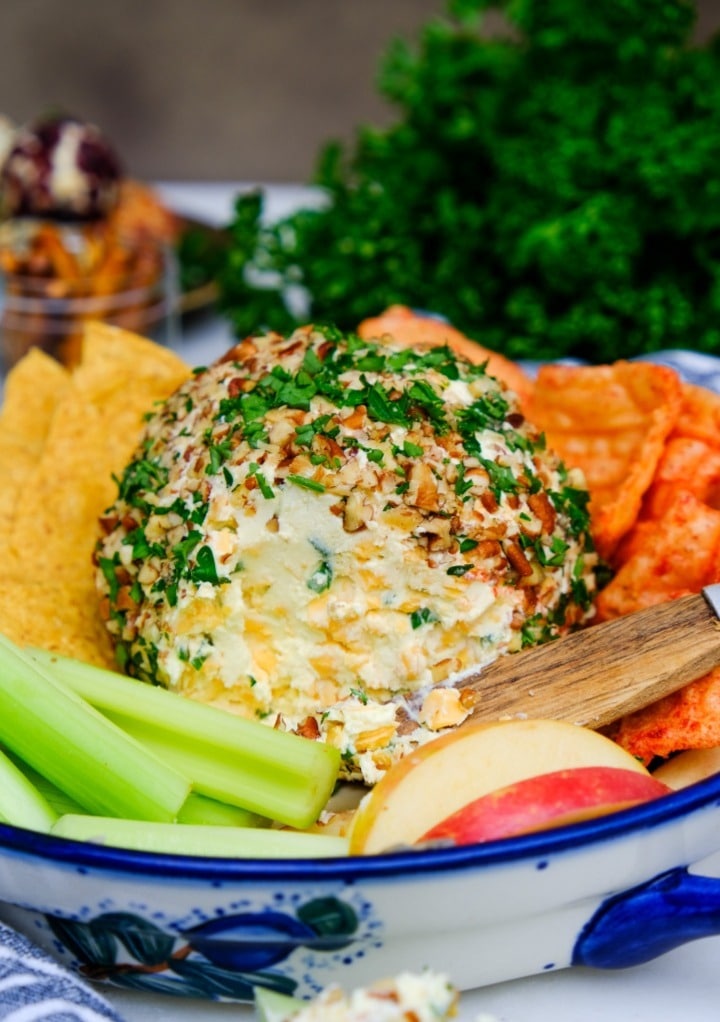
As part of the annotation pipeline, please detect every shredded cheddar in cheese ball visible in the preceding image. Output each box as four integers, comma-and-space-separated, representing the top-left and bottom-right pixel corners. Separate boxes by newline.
95, 326, 598, 782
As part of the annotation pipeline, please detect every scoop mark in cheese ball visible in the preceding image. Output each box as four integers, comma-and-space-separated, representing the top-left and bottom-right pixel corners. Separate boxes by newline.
95, 326, 598, 782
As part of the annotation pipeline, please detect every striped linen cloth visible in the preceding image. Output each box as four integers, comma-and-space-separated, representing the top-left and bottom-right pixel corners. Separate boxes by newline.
0, 922, 123, 1022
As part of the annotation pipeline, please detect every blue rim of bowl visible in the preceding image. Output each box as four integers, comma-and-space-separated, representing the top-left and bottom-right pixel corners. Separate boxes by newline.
1, 770, 720, 882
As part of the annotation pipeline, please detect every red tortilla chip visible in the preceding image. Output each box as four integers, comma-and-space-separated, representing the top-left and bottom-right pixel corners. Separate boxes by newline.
671, 381, 720, 446
596, 489, 720, 620
526, 361, 683, 560
608, 668, 720, 763
642, 437, 720, 519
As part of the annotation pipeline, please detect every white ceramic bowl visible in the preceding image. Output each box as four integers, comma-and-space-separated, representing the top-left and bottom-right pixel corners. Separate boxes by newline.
3, 348, 720, 1005
2, 776, 720, 1003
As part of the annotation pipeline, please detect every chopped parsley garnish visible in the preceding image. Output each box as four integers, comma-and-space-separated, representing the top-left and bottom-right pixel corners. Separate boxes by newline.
454, 461, 474, 497
188, 545, 224, 585
549, 484, 592, 537
248, 462, 275, 499
114, 458, 168, 510
458, 392, 510, 432
528, 535, 570, 568
206, 437, 234, 475
406, 379, 448, 430
97, 555, 121, 602
571, 575, 592, 610
520, 614, 556, 648
307, 560, 333, 593
410, 607, 440, 629
172, 530, 202, 572
479, 457, 520, 499
294, 414, 338, 447
287, 474, 326, 492
366, 380, 410, 425
124, 526, 163, 561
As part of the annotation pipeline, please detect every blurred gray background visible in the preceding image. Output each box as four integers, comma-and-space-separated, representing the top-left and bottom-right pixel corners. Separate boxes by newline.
0, 0, 719, 184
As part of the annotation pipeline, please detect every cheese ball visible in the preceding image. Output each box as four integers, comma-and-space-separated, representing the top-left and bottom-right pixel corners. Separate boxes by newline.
0, 114, 122, 220
96, 326, 598, 781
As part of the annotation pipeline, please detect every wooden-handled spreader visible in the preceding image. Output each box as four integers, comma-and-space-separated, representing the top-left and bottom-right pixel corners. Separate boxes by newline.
456, 583, 720, 729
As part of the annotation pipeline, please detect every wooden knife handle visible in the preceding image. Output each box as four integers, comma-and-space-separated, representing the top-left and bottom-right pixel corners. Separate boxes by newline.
457, 588, 720, 730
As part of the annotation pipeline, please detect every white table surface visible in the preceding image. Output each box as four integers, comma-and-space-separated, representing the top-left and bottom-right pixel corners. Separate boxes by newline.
24, 181, 720, 1021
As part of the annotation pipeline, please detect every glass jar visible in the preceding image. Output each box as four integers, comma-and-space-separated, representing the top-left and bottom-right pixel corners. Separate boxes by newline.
0, 217, 179, 370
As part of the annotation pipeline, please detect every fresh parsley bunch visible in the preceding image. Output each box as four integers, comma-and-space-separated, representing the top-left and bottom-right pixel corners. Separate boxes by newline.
217, 0, 720, 363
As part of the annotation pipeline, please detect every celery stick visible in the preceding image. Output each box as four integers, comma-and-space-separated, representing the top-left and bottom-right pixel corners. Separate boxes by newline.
4, 756, 264, 829
177, 792, 269, 829
0, 635, 190, 822
0, 746, 57, 832
108, 714, 328, 829
2, 748, 84, 817
52, 814, 349, 858
30, 649, 341, 829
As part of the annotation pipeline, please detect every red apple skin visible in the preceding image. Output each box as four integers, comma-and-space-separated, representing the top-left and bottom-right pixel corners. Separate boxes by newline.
418, 766, 672, 846
348, 719, 655, 854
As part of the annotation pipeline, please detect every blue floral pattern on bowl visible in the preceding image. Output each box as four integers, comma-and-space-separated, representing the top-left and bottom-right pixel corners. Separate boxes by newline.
42, 895, 361, 1000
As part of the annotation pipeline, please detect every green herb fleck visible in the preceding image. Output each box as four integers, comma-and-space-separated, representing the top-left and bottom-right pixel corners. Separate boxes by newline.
248, 462, 275, 499
308, 560, 333, 593
410, 607, 440, 629
287, 474, 326, 492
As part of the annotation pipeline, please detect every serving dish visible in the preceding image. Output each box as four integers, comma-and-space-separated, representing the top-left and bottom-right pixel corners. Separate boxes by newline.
2, 344, 720, 1007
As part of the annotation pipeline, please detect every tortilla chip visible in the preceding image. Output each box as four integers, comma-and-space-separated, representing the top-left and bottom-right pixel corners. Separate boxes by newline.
0, 323, 190, 665
607, 668, 720, 763
0, 577, 115, 667
0, 349, 69, 541
526, 361, 683, 560
357, 305, 533, 406
70, 322, 192, 486
0, 345, 69, 444
9, 324, 189, 569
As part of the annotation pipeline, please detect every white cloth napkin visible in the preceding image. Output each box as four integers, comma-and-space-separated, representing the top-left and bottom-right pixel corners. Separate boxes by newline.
0, 921, 124, 1022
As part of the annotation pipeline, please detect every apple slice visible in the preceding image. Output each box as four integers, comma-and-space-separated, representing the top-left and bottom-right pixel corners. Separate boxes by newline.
418, 766, 671, 846
348, 718, 656, 855
652, 747, 720, 789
